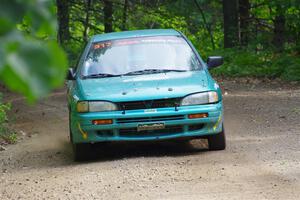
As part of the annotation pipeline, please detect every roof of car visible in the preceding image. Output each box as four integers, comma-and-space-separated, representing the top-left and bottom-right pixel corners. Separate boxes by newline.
91, 29, 181, 42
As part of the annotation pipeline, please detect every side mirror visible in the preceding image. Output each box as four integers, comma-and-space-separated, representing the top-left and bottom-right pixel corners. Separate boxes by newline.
67, 68, 76, 80
207, 56, 223, 69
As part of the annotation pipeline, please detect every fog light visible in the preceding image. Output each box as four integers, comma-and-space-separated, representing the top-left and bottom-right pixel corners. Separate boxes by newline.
188, 113, 208, 119
92, 119, 113, 125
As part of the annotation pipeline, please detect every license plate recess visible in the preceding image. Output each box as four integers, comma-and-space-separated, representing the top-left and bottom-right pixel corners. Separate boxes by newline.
137, 122, 165, 132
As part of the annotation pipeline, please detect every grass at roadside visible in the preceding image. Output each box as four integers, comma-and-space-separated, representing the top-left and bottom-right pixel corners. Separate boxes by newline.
206, 49, 300, 82
0, 94, 17, 145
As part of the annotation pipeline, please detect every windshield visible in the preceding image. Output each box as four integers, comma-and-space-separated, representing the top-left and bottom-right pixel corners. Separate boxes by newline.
81, 36, 202, 77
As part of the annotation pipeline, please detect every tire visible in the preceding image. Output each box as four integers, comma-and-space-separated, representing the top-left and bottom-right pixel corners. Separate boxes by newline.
68, 111, 73, 143
73, 143, 91, 162
69, 111, 91, 161
207, 125, 226, 151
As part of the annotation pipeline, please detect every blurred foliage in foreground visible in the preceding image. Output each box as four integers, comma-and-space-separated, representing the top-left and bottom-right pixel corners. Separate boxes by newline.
0, 0, 68, 102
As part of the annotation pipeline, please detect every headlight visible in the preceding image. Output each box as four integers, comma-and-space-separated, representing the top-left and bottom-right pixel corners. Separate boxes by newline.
89, 101, 117, 112
76, 101, 117, 113
76, 101, 89, 112
181, 91, 219, 106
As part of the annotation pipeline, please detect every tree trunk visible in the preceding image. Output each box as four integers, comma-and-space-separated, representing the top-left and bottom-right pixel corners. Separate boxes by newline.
296, 39, 300, 55
223, 0, 239, 48
83, 0, 92, 43
103, 0, 113, 33
273, 5, 285, 52
56, 0, 70, 46
239, 0, 250, 46
121, 0, 128, 31
193, 0, 215, 50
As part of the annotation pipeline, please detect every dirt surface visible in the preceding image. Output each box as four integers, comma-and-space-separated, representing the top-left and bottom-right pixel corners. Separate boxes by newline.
0, 79, 300, 200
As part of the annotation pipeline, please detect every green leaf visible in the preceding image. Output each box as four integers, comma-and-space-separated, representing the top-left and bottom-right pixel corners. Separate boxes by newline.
0, 39, 68, 102
0, 47, 4, 71
0, 0, 27, 23
0, 0, 68, 101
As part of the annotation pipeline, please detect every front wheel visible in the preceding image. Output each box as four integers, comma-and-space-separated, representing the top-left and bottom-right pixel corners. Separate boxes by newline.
69, 111, 91, 161
68, 111, 73, 143
207, 125, 226, 151
73, 143, 91, 161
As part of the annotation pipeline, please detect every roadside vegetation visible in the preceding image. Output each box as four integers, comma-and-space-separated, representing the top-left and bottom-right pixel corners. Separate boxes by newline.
56, 0, 300, 81
0, 94, 16, 145
210, 50, 300, 81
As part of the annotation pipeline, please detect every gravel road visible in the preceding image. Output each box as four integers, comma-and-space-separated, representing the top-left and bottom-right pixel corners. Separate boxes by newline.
0, 79, 299, 200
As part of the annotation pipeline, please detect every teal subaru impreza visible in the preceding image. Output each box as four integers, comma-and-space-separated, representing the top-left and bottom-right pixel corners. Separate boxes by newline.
67, 29, 225, 160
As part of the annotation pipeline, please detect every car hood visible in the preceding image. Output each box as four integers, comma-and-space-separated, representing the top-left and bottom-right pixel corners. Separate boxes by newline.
77, 71, 211, 102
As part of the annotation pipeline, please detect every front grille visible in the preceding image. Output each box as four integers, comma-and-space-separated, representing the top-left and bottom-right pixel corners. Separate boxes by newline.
117, 98, 181, 110
119, 125, 183, 137
117, 115, 184, 124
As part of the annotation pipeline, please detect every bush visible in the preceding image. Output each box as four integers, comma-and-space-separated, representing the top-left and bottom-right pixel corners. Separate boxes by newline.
208, 48, 300, 81
0, 93, 16, 144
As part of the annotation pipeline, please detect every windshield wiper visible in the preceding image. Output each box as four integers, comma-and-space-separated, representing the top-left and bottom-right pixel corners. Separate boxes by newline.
122, 69, 187, 76
83, 73, 121, 79
83, 69, 187, 78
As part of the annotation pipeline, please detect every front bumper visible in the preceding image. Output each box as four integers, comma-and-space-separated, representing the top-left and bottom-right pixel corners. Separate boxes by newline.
70, 102, 223, 143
